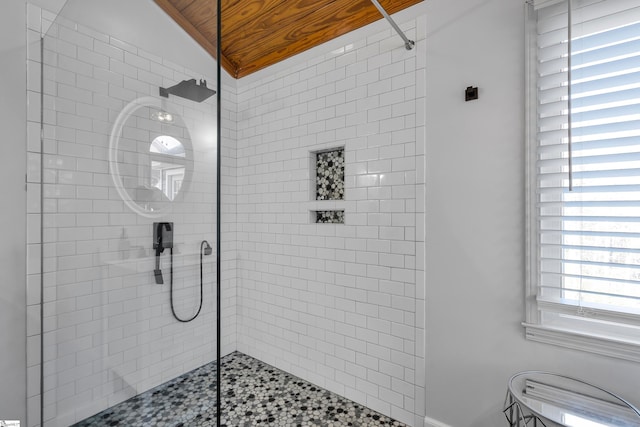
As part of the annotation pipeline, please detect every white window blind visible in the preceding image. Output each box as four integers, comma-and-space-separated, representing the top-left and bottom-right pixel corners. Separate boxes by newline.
527, 0, 640, 359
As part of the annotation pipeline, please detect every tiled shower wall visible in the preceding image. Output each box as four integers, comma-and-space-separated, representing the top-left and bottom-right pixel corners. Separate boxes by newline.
234, 19, 426, 426
25, 4, 426, 427
220, 79, 238, 370
25, 5, 236, 426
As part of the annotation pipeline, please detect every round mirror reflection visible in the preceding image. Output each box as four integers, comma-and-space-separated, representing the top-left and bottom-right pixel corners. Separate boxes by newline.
109, 97, 194, 217
150, 135, 186, 201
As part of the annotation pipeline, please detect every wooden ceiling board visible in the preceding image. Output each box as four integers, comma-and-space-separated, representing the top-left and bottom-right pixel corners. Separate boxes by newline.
155, 0, 237, 74
171, 0, 197, 12
221, 0, 287, 35
180, 0, 218, 31
222, 0, 340, 57
228, 0, 421, 77
226, 0, 368, 75
154, 0, 423, 79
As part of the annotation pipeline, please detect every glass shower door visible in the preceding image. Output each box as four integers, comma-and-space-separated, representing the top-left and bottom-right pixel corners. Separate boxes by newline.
37, 1, 220, 425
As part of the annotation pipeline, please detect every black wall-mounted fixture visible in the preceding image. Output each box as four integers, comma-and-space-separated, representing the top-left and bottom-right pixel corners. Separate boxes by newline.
153, 222, 173, 284
159, 79, 216, 103
202, 240, 213, 256
465, 86, 479, 102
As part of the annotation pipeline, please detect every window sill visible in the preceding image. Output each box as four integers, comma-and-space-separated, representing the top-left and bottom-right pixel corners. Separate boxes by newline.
523, 323, 640, 363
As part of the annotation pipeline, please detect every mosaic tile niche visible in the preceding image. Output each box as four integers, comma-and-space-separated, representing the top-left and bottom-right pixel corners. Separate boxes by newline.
316, 210, 345, 224
316, 148, 344, 200
314, 148, 344, 224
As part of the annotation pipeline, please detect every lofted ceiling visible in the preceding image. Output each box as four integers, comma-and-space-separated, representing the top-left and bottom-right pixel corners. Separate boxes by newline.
154, 0, 423, 79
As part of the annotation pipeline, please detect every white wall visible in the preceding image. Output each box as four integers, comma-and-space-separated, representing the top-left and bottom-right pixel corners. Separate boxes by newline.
424, 0, 640, 426
0, 0, 27, 424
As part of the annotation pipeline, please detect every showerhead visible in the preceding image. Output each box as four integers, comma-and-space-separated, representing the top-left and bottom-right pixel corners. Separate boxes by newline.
159, 79, 216, 103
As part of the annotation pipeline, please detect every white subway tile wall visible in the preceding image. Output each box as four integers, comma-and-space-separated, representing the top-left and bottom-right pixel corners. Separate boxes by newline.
26, 5, 236, 426
26, 3, 425, 427
233, 18, 425, 426
26, 8, 45, 426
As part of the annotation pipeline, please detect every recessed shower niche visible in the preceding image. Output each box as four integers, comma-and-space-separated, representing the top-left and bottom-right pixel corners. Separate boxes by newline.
311, 147, 345, 224
109, 97, 195, 217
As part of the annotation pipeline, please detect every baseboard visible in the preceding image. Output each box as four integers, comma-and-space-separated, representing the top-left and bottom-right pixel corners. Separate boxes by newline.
424, 415, 453, 427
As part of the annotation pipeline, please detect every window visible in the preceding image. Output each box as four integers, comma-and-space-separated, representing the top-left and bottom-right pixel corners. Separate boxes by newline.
525, 0, 640, 361
150, 135, 187, 201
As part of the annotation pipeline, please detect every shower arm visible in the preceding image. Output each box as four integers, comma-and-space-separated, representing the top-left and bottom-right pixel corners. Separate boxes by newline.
369, 0, 415, 50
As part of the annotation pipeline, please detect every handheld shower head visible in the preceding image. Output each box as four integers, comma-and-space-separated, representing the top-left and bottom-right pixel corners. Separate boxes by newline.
202, 240, 213, 256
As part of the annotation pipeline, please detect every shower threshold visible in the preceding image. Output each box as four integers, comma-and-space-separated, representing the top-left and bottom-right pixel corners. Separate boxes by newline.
72, 352, 407, 426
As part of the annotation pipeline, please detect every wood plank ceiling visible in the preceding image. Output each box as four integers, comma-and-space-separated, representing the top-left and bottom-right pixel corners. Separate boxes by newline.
155, 0, 423, 79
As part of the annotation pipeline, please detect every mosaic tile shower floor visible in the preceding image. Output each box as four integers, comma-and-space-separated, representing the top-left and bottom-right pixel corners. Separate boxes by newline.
74, 352, 407, 427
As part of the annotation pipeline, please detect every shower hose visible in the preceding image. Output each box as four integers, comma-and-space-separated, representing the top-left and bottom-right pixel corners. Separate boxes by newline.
168, 240, 208, 322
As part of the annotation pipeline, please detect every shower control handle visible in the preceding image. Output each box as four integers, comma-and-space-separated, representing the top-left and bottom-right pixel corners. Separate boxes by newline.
153, 222, 173, 284
153, 222, 173, 252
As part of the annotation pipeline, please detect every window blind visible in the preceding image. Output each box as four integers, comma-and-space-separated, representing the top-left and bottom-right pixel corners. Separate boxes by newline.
534, 0, 640, 332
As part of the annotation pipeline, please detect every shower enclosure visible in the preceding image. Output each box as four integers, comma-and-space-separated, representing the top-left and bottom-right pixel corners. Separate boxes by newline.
28, 0, 427, 425
31, 0, 226, 425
